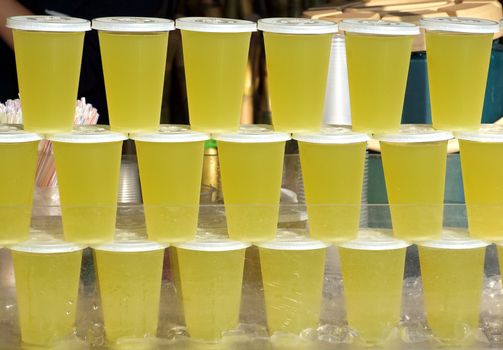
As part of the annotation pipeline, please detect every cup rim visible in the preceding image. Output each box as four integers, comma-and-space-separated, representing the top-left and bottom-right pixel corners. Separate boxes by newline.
418, 228, 489, 249
10, 233, 85, 254
339, 19, 420, 36
421, 17, 500, 34
337, 229, 411, 250
374, 124, 453, 143
130, 124, 210, 143
258, 17, 338, 34
7, 15, 91, 32
176, 17, 257, 33
456, 124, 503, 143
214, 124, 290, 143
0, 124, 42, 143
175, 239, 251, 252
47, 125, 127, 144
92, 16, 175, 32
293, 125, 369, 144
93, 240, 168, 252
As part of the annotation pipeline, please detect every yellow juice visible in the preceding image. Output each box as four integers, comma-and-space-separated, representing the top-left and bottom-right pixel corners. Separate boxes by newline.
181, 30, 251, 132
264, 32, 332, 133
99, 32, 169, 132
13, 30, 84, 132
345, 33, 413, 133
426, 32, 493, 131
299, 141, 366, 241
380, 141, 447, 240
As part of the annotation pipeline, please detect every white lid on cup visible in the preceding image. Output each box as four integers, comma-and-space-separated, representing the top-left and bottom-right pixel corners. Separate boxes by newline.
130, 124, 209, 143
176, 17, 256, 33
420, 17, 499, 34
256, 238, 329, 251
374, 124, 453, 143
92, 17, 175, 32
338, 229, 411, 250
7, 15, 91, 32
456, 124, 503, 143
419, 228, 489, 250
0, 124, 42, 143
257, 18, 337, 34
94, 240, 167, 252
293, 125, 369, 144
47, 125, 127, 144
10, 233, 84, 254
339, 19, 420, 36
175, 239, 250, 252
214, 124, 290, 143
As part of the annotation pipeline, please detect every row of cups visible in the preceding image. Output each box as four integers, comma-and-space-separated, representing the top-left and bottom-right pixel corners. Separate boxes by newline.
5, 15, 501, 135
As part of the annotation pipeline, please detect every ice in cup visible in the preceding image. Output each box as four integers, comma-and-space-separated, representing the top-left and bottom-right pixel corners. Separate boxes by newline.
215, 125, 290, 242
338, 229, 409, 346
294, 126, 368, 241
131, 125, 209, 242
11, 234, 83, 346
175, 240, 249, 342
339, 19, 419, 133
92, 17, 174, 133
48, 126, 127, 244
6, 16, 90, 133
176, 17, 256, 133
421, 17, 499, 131
94, 240, 166, 343
258, 18, 337, 133
257, 236, 328, 335
376, 125, 453, 241
0, 126, 41, 244
419, 229, 488, 346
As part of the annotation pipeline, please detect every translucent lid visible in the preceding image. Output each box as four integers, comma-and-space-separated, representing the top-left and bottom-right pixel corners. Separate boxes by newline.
257, 18, 337, 34
214, 124, 290, 143
339, 19, 420, 36
421, 17, 499, 34
293, 126, 369, 144
338, 229, 411, 250
10, 233, 84, 254
175, 240, 250, 252
256, 238, 329, 251
375, 124, 453, 143
130, 124, 209, 143
0, 124, 42, 143
419, 229, 489, 249
93, 240, 167, 252
456, 124, 503, 143
176, 17, 256, 33
7, 15, 91, 32
92, 17, 175, 32
47, 125, 127, 144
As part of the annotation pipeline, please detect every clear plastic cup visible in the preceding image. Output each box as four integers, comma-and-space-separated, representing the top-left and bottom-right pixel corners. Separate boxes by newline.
293, 126, 368, 241
176, 17, 256, 133
338, 229, 409, 346
10, 234, 84, 346
339, 19, 419, 133
215, 125, 290, 242
376, 125, 453, 241
92, 17, 175, 133
174, 240, 250, 342
6, 16, 90, 133
48, 126, 127, 244
421, 18, 499, 131
419, 229, 488, 346
0, 125, 41, 244
258, 18, 337, 133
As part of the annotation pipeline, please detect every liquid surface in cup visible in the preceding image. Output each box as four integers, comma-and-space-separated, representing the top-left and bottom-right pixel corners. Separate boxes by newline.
345, 33, 413, 133
99, 32, 168, 132
13, 250, 82, 346
182, 31, 250, 132
13, 30, 84, 132
264, 32, 332, 133
427, 32, 493, 131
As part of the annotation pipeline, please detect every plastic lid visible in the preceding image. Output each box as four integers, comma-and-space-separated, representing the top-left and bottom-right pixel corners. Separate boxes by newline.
47, 125, 127, 144
338, 229, 411, 250
257, 18, 337, 34
214, 124, 290, 143
456, 124, 503, 143
421, 17, 499, 34
130, 124, 209, 143
0, 124, 42, 143
176, 17, 256, 33
175, 240, 250, 252
7, 15, 91, 32
375, 124, 453, 143
93, 240, 167, 252
293, 126, 369, 144
419, 229, 489, 249
92, 17, 175, 32
256, 238, 329, 251
10, 233, 84, 254
339, 19, 419, 36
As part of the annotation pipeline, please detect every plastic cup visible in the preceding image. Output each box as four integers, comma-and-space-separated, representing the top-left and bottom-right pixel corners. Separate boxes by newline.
215, 125, 290, 242
6, 16, 90, 133
48, 126, 127, 244
257, 237, 328, 335
419, 230, 488, 346
176, 17, 256, 133
11, 235, 83, 346
92, 17, 174, 133
175, 240, 249, 342
338, 229, 409, 346
258, 18, 337, 133
294, 126, 368, 241
376, 125, 453, 241
94, 240, 166, 343
421, 18, 499, 131
339, 19, 419, 133
0, 126, 41, 244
